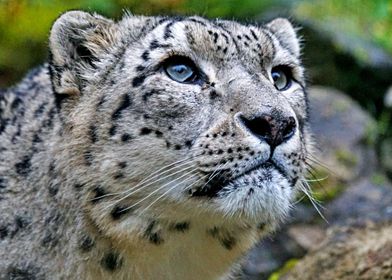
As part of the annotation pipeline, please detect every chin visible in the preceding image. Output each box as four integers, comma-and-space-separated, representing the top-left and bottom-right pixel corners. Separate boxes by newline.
208, 166, 294, 225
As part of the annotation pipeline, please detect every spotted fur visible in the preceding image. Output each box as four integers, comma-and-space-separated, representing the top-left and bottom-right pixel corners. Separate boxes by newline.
0, 11, 311, 279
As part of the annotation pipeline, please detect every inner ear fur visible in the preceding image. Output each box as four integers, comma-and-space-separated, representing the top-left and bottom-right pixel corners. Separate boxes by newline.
49, 11, 119, 96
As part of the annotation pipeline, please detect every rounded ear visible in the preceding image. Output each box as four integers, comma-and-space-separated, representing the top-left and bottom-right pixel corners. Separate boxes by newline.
266, 18, 300, 58
49, 11, 119, 96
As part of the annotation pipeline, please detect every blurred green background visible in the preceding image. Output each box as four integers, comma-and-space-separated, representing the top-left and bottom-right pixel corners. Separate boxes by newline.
0, 0, 391, 88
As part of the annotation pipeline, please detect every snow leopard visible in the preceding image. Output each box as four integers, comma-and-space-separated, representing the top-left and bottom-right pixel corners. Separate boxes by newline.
0, 11, 310, 280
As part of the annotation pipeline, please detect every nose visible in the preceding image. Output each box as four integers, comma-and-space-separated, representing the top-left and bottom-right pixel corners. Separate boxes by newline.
240, 113, 296, 149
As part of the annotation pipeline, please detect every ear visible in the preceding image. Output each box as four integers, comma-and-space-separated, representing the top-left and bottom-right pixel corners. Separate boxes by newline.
266, 18, 300, 57
49, 11, 119, 96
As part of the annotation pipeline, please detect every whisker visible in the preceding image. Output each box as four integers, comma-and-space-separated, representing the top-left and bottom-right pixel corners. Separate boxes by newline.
299, 181, 328, 223
117, 168, 198, 213
139, 173, 208, 215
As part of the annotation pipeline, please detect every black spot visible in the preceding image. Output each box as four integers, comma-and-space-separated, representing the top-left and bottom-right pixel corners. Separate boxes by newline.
184, 140, 192, 148
91, 186, 106, 203
14, 216, 30, 233
217, 149, 224, 155
135, 65, 146, 72
109, 125, 116, 136
34, 102, 48, 118
15, 155, 32, 176
89, 125, 98, 143
84, 150, 93, 166
213, 32, 219, 43
149, 39, 160, 50
170, 222, 190, 232
213, 134, 218, 138
144, 221, 163, 245
6, 266, 39, 280
111, 205, 132, 220
141, 50, 150, 61
258, 223, 266, 230
164, 21, 176, 39
174, 144, 182, 150
155, 130, 163, 138
166, 141, 171, 148
101, 251, 123, 271
221, 236, 236, 250
244, 34, 251, 41
41, 231, 59, 248
32, 133, 42, 144
121, 133, 132, 142
250, 29, 258, 40
11, 97, 22, 110
132, 75, 146, 88
113, 172, 124, 180
209, 90, 218, 100
74, 183, 84, 190
140, 127, 152, 135
207, 227, 236, 250
0, 225, 9, 239
188, 18, 207, 26
142, 89, 161, 102
237, 35, 242, 40
79, 235, 95, 252
111, 94, 131, 120
0, 177, 7, 189
118, 161, 127, 169
48, 183, 59, 197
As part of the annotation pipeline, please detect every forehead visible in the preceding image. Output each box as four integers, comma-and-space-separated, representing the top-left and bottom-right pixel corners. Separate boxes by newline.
136, 16, 280, 66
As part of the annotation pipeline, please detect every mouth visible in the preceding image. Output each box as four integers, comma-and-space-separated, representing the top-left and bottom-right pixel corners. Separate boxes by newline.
191, 160, 289, 198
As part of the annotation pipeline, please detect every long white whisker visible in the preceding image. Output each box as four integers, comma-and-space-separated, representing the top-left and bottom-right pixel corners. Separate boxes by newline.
114, 168, 198, 213
139, 173, 207, 215
299, 181, 328, 223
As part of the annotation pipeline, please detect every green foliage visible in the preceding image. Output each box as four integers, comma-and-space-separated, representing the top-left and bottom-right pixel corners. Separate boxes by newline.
268, 258, 299, 280
294, 0, 392, 57
0, 0, 281, 86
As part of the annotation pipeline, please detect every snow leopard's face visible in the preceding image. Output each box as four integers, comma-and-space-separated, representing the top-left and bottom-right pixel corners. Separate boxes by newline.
50, 12, 309, 228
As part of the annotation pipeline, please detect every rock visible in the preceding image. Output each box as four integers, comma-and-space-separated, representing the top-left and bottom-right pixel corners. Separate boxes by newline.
287, 225, 326, 251
308, 86, 377, 182
281, 223, 392, 280
380, 138, 392, 179
384, 86, 392, 108
289, 14, 392, 117
326, 177, 392, 226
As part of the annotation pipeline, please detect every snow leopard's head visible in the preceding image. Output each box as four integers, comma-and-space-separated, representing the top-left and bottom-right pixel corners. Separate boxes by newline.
49, 11, 309, 230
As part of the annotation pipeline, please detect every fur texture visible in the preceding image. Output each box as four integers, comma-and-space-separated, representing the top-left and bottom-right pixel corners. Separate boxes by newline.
0, 11, 310, 279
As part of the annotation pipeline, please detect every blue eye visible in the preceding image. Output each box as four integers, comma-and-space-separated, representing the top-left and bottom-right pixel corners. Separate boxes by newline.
166, 64, 194, 82
164, 57, 200, 84
271, 66, 292, 91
